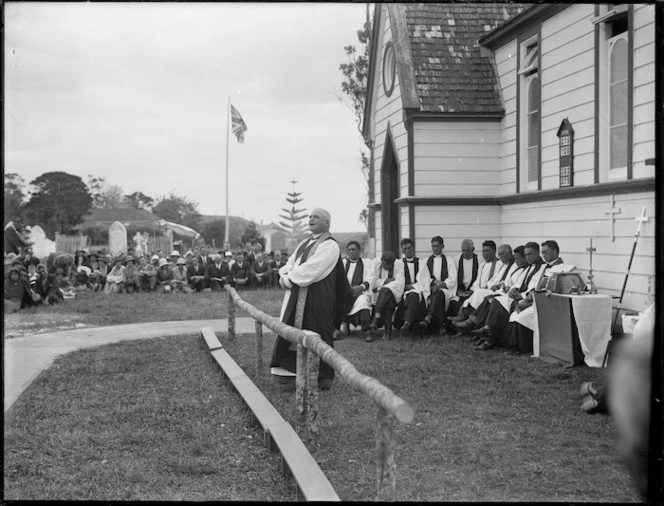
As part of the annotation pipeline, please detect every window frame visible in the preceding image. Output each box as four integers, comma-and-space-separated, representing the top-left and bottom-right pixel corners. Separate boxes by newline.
595, 4, 633, 183
517, 32, 542, 192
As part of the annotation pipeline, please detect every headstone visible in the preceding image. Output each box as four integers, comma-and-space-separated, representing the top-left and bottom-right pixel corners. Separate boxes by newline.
30, 225, 56, 259
108, 221, 128, 256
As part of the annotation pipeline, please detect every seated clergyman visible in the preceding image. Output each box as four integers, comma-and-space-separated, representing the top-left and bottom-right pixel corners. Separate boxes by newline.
366, 251, 405, 343
336, 240, 375, 338
394, 237, 426, 334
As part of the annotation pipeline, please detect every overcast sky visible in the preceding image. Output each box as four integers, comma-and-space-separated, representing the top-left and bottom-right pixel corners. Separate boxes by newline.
5, 2, 369, 233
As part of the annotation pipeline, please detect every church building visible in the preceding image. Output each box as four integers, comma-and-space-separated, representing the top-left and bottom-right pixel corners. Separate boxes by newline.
362, 3, 656, 313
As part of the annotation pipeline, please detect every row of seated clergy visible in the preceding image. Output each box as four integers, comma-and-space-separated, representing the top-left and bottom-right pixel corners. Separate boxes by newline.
452, 240, 564, 352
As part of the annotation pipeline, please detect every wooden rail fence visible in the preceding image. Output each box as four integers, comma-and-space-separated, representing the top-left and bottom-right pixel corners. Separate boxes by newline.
54, 232, 89, 254
223, 285, 415, 501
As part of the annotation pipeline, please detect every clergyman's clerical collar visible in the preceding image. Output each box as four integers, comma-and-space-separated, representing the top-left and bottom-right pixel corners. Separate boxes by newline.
432, 254, 443, 258
348, 258, 359, 263
311, 233, 323, 240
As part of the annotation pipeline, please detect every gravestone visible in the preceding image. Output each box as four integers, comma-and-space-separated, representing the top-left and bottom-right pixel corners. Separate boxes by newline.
30, 225, 56, 259
109, 221, 128, 256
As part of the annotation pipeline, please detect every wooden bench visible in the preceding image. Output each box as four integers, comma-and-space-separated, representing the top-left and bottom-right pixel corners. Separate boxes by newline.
200, 327, 339, 502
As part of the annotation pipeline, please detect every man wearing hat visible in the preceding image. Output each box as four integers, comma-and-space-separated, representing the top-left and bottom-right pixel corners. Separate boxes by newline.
156, 257, 174, 292
169, 250, 181, 266
171, 257, 192, 293
123, 255, 140, 293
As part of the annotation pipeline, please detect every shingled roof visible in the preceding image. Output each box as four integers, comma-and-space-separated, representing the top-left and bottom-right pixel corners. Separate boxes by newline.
404, 3, 526, 114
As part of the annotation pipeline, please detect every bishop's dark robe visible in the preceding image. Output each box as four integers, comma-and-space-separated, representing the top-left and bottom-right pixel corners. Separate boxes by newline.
270, 236, 353, 380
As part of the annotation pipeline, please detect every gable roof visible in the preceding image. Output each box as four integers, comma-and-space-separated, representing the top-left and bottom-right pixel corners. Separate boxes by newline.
404, 3, 526, 114
364, 2, 528, 136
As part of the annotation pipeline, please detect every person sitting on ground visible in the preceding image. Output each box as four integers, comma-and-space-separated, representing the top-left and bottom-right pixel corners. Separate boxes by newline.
451, 243, 516, 325
5, 266, 33, 312
74, 249, 88, 268
466, 241, 544, 351
73, 265, 93, 292
104, 257, 126, 294
224, 250, 235, 270
44, 268, 68, 305
138, 255, 157, 292
171, 257, 192, 293
270, 250, 286, 287
507, 239, 564, 353
197, 246, 211, 269
417, 236, 458, 336
393, 238, 426, 335
250, 251, 273, 289
447, 239, 479, 324
231, 251, 250, 288
453, 245, 528, 336
169, 250, 181, 266
367, 251, 405, 342
187, 255, 206, 292
206, 253, 232, 291
156, 258, 174, 293
123, 255, 140, 293
337, 240, 375, 338
32, 264, 49, 300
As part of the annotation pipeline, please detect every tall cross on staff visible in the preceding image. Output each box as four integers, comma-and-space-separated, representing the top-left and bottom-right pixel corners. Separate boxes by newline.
586, 238, 597, 294
604, 194, 621, 242
634, 206, 649, 237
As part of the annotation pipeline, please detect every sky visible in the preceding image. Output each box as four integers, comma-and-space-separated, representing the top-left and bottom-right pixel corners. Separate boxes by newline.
4, 2, 369, 233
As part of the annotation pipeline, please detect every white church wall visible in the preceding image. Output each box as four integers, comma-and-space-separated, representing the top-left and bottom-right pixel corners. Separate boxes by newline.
373, 6, 409, 208
494, 40, 518, 193
540, 5, 596, 191
412, 121, 501, 197
501, 191, 655, 312
412, 205, 503, 259
632, 3, 656, 180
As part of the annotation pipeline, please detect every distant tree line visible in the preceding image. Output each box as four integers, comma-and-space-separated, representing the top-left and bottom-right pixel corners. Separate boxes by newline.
3, 170, 264, 248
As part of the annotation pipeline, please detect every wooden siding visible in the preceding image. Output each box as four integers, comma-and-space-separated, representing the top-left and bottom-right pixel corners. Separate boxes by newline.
494, 40, 519, 193
540, 5, 596, 191
412, 121, 501, 197
372, 5, 410, 256
632, 4, 656, 179
413, 205, 502, 259
500, 191, 655, 312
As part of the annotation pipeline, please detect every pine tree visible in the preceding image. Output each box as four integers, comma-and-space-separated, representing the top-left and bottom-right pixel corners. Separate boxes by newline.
278, 180, 307, 252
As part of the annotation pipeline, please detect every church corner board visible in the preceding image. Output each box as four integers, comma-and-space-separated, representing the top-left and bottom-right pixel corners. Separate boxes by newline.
363, 3, 656, 313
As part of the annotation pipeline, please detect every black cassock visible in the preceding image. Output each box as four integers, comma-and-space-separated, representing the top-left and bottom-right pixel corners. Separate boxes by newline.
270, 238, 353, 380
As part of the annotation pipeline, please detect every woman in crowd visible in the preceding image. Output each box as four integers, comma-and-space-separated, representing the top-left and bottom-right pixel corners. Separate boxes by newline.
156, 258, 174, 293
104, 257, 126, 294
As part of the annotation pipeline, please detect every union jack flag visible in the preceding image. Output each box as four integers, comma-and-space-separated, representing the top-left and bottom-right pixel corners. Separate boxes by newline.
231, 104, 247, 143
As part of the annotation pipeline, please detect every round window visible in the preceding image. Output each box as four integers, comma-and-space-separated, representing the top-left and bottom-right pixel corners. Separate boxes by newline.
382, 42, 396, 97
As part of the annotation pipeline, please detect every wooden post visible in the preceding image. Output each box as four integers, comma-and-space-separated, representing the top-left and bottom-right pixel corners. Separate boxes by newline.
255, 320, 263, 372
306, 346, 319, 438
296, 343, 307, 418
376, 405, 396, 502
228, 292, 236, 340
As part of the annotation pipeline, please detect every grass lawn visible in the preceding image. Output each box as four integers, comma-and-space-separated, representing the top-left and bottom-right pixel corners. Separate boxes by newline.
3, 288, 641, 501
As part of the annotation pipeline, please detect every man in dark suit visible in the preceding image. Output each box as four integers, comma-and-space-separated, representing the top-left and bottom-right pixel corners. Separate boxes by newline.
187, 255, 207, 292
270, 250, 287, 287
205, 254, 231, 291
198, 245, 213, 269
250, 252, 272, 289
231, 251, 250, 288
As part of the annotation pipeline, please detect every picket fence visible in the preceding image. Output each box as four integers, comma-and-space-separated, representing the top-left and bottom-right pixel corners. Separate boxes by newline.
223, 285, 415, 501
54, 233, 89, 254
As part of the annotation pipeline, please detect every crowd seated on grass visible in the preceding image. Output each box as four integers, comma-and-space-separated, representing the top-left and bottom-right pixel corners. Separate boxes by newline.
4, 242, 289, 311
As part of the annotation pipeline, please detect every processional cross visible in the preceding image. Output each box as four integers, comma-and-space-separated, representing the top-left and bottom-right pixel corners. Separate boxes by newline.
604, 194, 621, 242
586, 238, 597, 294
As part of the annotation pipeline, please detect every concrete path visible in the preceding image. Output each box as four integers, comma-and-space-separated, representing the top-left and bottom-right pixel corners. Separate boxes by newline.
4, 318, 272, 412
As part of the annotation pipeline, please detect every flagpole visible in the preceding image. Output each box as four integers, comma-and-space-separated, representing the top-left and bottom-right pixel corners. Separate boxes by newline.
224, 96, 231, 250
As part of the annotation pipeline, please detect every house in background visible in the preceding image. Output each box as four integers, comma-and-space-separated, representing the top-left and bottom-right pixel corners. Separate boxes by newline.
257, 222, 287, 253
362, 3, 656, 313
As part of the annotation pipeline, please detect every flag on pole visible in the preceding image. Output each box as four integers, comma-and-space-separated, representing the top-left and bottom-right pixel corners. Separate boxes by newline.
230, 104, 248, 143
